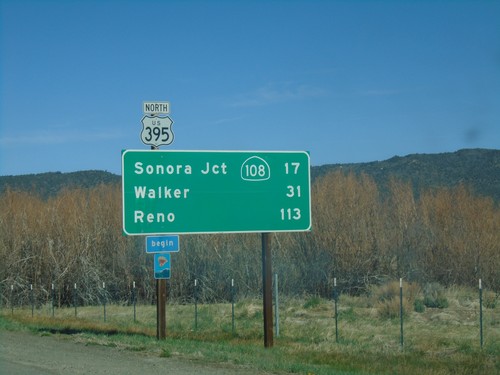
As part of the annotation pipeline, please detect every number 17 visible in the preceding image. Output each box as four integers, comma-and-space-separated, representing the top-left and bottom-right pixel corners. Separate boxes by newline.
285, 162, 300, 174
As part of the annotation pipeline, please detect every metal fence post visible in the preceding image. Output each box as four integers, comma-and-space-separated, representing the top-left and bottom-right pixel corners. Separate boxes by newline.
102, 282, 107, 322
30, 284, 34, 317
479, 279, 483, 348
133, 281, 137, 322
231, 278, 235, 335
194, 279, 198, 330
274, 273, 279, 338
10, 285, 14, 315
51, 283, 55, 317
400, 278, 404, 349
74, 283, 77, 317
333, 277, 339, 343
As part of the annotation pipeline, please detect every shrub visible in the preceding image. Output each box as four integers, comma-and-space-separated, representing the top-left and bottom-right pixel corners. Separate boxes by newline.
160, 348, 172, 358
303, 296, 322, 309
483, 291, 497, 309
370, 280, 420, 319
338, 306, 356, 322
414, 299, 426, 313
370, 281, 400, 303
377, 298, 402, 319
423, 282, 449, 308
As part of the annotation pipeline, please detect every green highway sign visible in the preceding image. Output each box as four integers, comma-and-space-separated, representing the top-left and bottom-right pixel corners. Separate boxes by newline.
122, 150, 311, 235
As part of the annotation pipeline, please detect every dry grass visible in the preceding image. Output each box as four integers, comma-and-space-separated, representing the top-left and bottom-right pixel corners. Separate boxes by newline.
2, 286, 499, 375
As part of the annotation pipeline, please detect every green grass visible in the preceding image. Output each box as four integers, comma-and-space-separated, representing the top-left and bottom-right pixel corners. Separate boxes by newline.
1, 291, 499, 375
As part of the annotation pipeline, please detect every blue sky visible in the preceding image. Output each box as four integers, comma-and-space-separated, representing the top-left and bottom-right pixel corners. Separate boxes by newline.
1, 0, 499, 176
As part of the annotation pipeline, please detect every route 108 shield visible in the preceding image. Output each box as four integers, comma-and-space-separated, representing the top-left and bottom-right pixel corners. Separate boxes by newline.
140, 115, 174, 147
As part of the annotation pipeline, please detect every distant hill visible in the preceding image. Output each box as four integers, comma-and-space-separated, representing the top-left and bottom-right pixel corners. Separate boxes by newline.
1, 149, 499, 202
0, 170, 120, 199
312, 148, 500, 202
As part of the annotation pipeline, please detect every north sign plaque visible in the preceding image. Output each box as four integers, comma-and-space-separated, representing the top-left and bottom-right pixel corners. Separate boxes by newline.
122, 150, 311, 235
143, 101, 170, 115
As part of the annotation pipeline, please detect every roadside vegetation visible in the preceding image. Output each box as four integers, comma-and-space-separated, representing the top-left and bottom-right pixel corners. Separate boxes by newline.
2, 286, 499, 375
1, 171, 498, 307
1, 167, 499, 373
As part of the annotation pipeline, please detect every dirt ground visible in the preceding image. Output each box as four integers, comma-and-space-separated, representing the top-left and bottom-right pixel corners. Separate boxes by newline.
0, 330, 273, 375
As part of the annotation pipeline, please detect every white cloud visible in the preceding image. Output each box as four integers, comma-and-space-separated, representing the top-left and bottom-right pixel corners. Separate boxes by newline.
0, 128, 124, 146
230, 82, 327, 107
356, 88, 402, 97
210, 115, 246, 125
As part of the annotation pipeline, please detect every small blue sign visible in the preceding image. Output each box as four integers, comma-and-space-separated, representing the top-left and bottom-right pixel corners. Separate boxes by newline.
154, 253, 171, 279
146, 235, 179, 253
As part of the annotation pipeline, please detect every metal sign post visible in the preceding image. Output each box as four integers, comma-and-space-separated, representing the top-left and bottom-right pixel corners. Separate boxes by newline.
262, 233, 273, 347
143, 101, 174, 340
150, 144, 167, 341
157, 277, 167, 340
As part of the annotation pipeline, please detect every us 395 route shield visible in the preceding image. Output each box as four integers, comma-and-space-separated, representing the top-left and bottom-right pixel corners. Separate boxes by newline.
140, 115, 174, 147
121, 150, 311, 235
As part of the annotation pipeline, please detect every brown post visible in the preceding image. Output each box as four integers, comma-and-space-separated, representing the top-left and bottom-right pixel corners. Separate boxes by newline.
156, 278, 167, 339
151, 144, 167, 340
262, 232, 273, 347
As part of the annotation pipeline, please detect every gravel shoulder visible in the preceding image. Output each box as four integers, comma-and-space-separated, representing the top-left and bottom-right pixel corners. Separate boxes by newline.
0, 330, 273, 375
